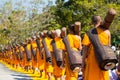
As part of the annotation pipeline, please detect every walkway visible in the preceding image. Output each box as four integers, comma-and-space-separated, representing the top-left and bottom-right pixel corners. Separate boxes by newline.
0, 63, 32, 80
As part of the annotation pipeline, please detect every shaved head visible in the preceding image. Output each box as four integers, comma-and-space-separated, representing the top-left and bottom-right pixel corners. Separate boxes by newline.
92, 15, 102, 24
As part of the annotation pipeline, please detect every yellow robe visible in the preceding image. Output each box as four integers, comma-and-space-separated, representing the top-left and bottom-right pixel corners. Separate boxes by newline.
65, 34, 81, 80
25, 44, 32, 66
15, 47, 19, 66
23, 47, 26, 67
11, 49, 15, 65
82, 28, 110, 80
12, 48, 18, 66
53, 37, 66, 77
31, 41, 38, 68
37, 39, 45, 71
44, 37, 53, 73
19, 46, 24, 67
9, 50, 13, 65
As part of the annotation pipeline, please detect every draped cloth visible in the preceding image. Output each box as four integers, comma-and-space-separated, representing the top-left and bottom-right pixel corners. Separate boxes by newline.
82, 28, 110, 80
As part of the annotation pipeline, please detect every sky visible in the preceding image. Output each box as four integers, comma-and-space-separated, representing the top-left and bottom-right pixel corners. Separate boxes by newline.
0, 0, 68, 15
0, 0, 56, 13
0, 0, 56, 6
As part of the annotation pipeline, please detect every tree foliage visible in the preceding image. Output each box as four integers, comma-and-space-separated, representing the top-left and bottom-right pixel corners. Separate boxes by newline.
53, 0, 120, 45
0, 0, 120, 50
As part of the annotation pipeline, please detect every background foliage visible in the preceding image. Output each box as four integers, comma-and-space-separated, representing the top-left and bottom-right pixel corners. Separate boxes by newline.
0, 0, 120, 50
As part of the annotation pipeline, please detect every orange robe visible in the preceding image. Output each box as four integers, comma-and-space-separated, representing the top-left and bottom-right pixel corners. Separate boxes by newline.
11, 49, 14, 65
25, 44, 32, 66
19, 46, 24, 67
37, 39, 45, 71
23, 47, 26, 67
44, 37, 53, 73
65, 34, 81, 80
82, 28, 110, 80
15, 47, 20, 66
12, 49, 17, 66
31, 41, 38, 68
10, 51, 12, 64
53, 37, 66, 77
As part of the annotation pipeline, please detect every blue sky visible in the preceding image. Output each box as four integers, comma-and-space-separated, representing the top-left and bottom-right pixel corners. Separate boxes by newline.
0, 0, 56, 13
0, 0, 68, 14
0, 0, 56, 6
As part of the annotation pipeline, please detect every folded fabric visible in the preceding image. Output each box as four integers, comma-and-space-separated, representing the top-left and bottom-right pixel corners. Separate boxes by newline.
78, 72, 83, 80
109, 70, 119, 80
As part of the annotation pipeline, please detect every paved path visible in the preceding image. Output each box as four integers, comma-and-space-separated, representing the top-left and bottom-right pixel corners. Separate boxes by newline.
0, 63, 32, 80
